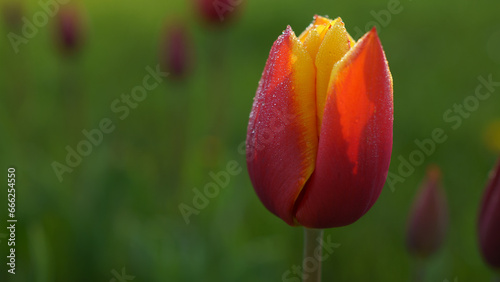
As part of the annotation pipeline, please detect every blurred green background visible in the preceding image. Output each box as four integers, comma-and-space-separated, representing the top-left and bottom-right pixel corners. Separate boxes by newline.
1, 0, 500, 281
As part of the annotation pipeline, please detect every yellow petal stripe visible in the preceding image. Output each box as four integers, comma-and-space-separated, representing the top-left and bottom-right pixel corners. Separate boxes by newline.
315, 18, 351, 130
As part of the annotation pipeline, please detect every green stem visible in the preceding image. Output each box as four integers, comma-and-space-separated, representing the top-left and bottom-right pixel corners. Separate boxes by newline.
303, 228, 324, 282
167, 82, 189, 192
207, 29, 229, 141
60, 56, 84, 145
411, 257, 426, 282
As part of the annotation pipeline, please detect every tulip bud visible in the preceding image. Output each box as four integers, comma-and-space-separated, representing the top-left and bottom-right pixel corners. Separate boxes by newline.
406, 165, 448, 258
159, 21, 193, 79
193, 0, 243, 25
478, 158, 500, 271
246, 16, 393, 228
55, 5, 84, 56
2, 1, 23, 33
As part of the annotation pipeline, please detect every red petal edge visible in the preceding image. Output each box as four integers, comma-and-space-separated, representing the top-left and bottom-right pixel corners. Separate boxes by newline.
246, 26, 317, 226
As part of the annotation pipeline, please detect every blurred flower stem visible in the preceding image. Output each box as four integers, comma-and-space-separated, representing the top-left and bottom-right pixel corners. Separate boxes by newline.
206, 29, 230, 154
60, 57, 86, 144
411, 258, 426, 282
159, 20, 193, 192
6, 43, 28, 128
167, 82, 190, 190
303, 228, 324, 282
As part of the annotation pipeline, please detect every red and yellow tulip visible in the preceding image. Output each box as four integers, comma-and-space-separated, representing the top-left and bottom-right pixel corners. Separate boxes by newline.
246, 15, 393, 228
479, 158, 500, 271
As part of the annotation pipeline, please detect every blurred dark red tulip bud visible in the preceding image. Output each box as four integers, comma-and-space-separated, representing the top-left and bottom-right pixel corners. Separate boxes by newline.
479, 158, 500, 270
2, 1, 23, 32
194, 0, 243, 25
160, 22, 192, 79
56, 5, 84, 55
406, 166, 448, 258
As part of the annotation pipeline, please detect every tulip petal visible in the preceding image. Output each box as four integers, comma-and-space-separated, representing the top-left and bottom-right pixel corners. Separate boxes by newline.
301, 28, 322, 62
313, 15, 333, 27
479, 159, 500, 268
295, 28, 393, 228
347, 33, 356, 47
247, 26, 318, 226
298, 15, 333, 42
314, 18, 351, 131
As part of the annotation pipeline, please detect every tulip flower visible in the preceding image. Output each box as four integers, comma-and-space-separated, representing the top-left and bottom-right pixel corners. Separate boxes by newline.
2, 1, 23, 33
55, 5, 84, 56
406, 165, 448, 259
159, 21, 193, 79
478, 158, 500, 273
193, 0, 243, 25
246, 15, 393, 229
